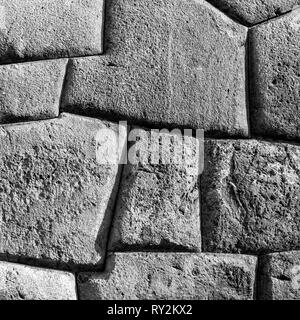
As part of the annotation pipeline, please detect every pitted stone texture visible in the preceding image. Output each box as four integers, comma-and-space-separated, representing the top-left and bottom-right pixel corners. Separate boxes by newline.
250, 9, 300, 140
78, 253, 257, 300
0, 0, 104, 62
0, 113, 125, 269
202, 140, 300, 254
63, 0, 248, 136
259, 251, 300, 300
109, 128, 201, 252
0, 261, 76, 300
208, 0, 300, 25
0, 59, 67, 124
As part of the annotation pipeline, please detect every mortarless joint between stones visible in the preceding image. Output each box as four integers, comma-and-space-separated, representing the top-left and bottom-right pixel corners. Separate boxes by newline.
0, 0, 300, 301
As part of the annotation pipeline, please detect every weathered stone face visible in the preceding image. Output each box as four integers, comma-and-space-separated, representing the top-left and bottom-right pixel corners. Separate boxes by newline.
259, 251, 300, 300
0, 59, 67, 124
62, 0, 248, 136
207, 0, 300, 25
202, 139, 300, 254
0, 113, 125, 270
78, 252, 257, 300
0, 261, 76, 300
249, 9, 300, 141
109, 128, 201, 252
0, 0, 104, 62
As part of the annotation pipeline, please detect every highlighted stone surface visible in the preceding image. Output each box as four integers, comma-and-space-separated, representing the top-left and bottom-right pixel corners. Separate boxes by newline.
0, 261, 76, 300
0, 0, 104, 62
249, 9, 300, 140
109, 128, 201, 252
259, 251, 300, 300
0, 113, 125, 269
202, 139, 300, 254
207, 0, 300, 25
0, 59, 67, 124
78, 252, 257, 300
62, 0, 248, 136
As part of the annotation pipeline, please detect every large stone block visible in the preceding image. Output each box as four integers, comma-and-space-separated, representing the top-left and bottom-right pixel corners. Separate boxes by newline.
109, 127, 201, 252
0, 59, 67, 124
207, 0, 300, 25
0, 0, 104, 62
78, 253, 257, 300
202, 139, 300, 254
62, 0, 248, 136
249, 9, 300, 140
259, 251, 300, 300
0, 261, 76, 300
0, 113, 125, 270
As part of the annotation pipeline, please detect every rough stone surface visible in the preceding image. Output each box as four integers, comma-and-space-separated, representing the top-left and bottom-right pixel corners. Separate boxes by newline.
259, 251, 300, 300
0, 0, 104, 62
202, 139, 300, 254
0, 113, 125, 270
249, 9, 300, 141
208, 0, 300, 25
109, 128, 201, 252
0, 59, 67, 124
62, 0, 248, 137
0, 261, 76, 300
78, 252, 257, 300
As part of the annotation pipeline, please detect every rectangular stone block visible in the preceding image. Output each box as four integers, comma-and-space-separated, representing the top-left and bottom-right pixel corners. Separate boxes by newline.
0, 113, 125, 270
249, 9, 300, 140
109, 127, 201, 252
0, 59, 67, 124
202, 139, 300, 254
62, 0, 248, 136
0, 261, 76, 300
78, 253, 257, 300
259, 251, 300, 300
0, 0, 104, 62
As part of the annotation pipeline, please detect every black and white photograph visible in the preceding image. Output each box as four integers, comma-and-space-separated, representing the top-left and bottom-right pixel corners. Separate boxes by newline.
0, 0, 299, 308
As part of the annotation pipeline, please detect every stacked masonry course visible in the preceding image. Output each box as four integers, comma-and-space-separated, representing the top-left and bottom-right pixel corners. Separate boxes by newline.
0, 0, 299, 300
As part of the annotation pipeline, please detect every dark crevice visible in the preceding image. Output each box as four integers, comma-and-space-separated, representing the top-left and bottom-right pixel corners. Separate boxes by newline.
58, 58, 71, 113
0, 253, 104, 273
249, 8, 297, 28
0, 53, 102, 67
205, 0, 247, 26
108, 245, 201, 254
74, 272, 80, 300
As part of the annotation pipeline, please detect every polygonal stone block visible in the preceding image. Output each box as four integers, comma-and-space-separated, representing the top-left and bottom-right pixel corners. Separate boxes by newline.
0, 113, 125, 270
249, 9, 300, 140
0, 59, 67, 124
0, 261, 76, 300
207, 0, 300, 25
62, 0, 248, 137
259, 251, 300, 300
78, 252, 257, 300
0, 0, 104, 62
202, 139, 300, 254
109, 127, 201, 252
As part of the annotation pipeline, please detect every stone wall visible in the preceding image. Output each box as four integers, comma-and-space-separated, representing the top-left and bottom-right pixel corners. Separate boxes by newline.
0, 0, 300, 300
